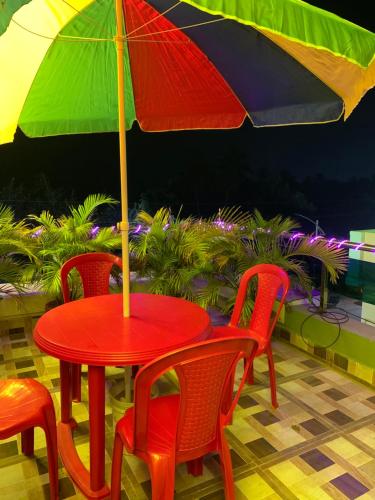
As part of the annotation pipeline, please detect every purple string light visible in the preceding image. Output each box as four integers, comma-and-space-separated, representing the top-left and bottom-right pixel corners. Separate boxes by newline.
31, 228, 43, 238
336, 239, 348, 249
354, 242, 365, 251
309, 235, 322, 244
40, 216, 373, 255
213, 219, 234, 231
90, 225, 100, 237
290, 232, 304, 240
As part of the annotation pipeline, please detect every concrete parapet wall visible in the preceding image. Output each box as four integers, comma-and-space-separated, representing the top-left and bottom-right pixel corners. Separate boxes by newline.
279, 303, 375, 387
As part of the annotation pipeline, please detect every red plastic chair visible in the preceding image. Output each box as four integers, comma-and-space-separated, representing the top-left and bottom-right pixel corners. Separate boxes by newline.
211, 264, 290, 408
0, 379, 58, 499
61, 252, 123, 401
110, 337, 258, 500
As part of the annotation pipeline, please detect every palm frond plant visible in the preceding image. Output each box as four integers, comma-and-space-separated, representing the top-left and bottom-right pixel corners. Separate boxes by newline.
192, 207, 252, 311
0, 204, 34, 296
130, 208, 212, 301
24, 194, 122, 303
199, 209, 348, 322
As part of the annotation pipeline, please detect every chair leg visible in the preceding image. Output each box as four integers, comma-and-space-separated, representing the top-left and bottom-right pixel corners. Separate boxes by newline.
21, 427, 34, 456
149, 453, 175, 500
131, 365, 139, 379
245, 358, 254, 385
111, 432, 124, 500
218, 429, 235, 500
42, 404, 59, 500
187, 457, 203, 476
266, 345, 278, 409
72, 364, 82, 402
223, 371, 235, 424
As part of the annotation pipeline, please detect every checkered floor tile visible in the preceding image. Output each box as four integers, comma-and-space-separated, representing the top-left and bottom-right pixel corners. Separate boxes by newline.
1, 315, 375, 499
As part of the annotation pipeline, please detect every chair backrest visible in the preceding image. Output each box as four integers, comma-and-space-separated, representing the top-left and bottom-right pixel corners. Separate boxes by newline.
131, 337, 258, 458
229, 264, 290, 342
60, 252, 122, 302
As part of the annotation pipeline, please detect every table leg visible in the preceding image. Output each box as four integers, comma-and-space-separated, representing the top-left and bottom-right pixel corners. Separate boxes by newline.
88, 365, 106, 492
60, 361, 72, 424
57, 363, 109, 498
124, 365, 132, 402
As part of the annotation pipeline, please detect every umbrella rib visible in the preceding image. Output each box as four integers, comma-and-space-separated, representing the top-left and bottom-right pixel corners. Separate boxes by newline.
11, 18, 56, 41
58, 34, 113, 42
11, 18, 227, 45
58, 35, 192, 44
126, 39, 191, 44
60, 0, 114, 35
10, 18, 192, 45
10, 19, 113, 42
10, 1, 227, 45
60, 0, 96, 23
126, 16, 227, 41
10, 0, 115, 42
57, 0, 192, 43
126, 1, 182, 37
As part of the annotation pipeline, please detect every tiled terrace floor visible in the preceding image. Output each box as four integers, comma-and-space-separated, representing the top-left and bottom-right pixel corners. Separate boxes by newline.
1, 316, 375, 499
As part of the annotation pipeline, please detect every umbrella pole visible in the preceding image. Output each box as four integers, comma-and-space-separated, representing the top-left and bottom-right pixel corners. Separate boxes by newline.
115, 0, 130, 317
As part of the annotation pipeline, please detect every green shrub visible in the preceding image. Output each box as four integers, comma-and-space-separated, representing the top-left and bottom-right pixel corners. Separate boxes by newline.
198, 209, 348, 319
129, 207, 211, 301
0, 205, 33, 295
130, 207, 348, 320
24, 194, 122, 303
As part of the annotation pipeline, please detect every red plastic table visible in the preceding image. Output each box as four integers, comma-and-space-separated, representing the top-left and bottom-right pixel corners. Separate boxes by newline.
33, 293, 211, 499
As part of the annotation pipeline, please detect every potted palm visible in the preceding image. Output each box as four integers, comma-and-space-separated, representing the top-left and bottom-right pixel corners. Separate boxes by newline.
129, 207, 212, 300
24, 194, 122, 306
0, 204, 42, 318
129, 206, 347, 324
0, 204, 33, 295
196, 209, 348, 321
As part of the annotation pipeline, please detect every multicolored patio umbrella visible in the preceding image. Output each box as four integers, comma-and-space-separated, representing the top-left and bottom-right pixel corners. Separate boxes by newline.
1, 0, 374, 315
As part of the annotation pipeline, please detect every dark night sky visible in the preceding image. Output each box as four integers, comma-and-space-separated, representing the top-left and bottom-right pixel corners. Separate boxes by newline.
0, 0, 374, 230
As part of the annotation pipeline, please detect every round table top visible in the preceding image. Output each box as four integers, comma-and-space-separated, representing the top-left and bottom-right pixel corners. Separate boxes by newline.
33, 293, 211, 366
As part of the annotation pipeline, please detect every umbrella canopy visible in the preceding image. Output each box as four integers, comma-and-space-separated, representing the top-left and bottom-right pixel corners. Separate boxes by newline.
1, 0, 374, 142
1, 0, 374, 314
